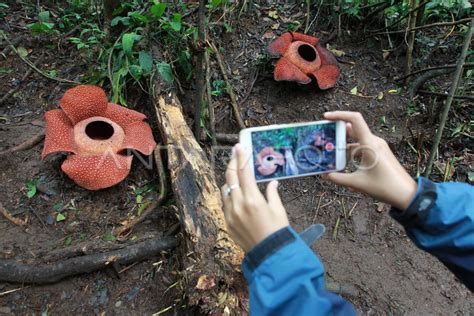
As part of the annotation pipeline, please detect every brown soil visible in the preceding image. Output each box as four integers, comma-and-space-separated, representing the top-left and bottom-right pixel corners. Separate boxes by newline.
1, 2, 473, 315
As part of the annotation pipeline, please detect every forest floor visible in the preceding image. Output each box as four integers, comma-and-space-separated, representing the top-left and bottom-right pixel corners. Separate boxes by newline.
1, 2, 473, 315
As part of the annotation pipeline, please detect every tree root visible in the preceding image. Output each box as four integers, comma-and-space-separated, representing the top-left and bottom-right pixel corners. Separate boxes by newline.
0, 237, 176, 284
408, 68, 455, 99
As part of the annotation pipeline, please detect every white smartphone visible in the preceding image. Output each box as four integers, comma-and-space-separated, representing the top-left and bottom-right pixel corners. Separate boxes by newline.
239, 120, 346, 182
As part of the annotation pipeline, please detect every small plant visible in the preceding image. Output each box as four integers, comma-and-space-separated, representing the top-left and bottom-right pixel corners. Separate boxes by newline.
27, 11, 57, 36
25, 179, 38, 199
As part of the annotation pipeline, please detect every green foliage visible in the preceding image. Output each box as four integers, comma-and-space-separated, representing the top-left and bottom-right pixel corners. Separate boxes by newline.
0, 2, 8, 19
26, 179, 38, 199
102, 233, 116, 242
28, 11, 57, 36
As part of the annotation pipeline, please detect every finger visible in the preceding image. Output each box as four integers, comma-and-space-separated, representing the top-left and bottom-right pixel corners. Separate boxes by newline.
324, 111, 372, 143
225, 150, 244, 201
234, 143, 260, 196
265, 181, 284, 211
220, 184, 233, 217
346, 122, 354, 139
325, 171, 361, 189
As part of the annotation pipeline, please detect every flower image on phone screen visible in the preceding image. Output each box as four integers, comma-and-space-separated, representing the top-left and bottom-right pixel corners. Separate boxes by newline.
251, 122, 337, 181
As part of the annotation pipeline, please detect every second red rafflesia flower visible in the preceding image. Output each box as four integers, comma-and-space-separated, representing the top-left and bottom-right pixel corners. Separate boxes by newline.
42, 85, 157, 190
268, 32, 340, 89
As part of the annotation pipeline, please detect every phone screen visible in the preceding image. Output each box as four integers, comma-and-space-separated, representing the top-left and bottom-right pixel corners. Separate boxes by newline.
251, 122, 338, 181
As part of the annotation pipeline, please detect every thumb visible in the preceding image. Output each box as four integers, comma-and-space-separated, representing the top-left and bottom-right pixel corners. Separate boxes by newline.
266, 181, 284, 211
324, 172, 360, 189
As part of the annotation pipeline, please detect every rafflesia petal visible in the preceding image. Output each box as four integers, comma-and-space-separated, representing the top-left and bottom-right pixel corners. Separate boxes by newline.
274, 57, 312, 84
59, 85, 108, 125
120, 121, 157, 155
102, 103, 147, 128
42, 109, 76, 159
61, 153, 133, 190
256, 147, 285, 176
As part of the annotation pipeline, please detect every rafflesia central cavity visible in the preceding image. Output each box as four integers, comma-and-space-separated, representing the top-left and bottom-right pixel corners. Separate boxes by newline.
42, 85, 157, 190
268, 32, 340, 89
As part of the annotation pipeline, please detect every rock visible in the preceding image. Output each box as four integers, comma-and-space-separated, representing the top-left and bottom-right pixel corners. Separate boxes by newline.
115, 301, 122, 308
46, 214, 54, 225
0, 306, 11, 314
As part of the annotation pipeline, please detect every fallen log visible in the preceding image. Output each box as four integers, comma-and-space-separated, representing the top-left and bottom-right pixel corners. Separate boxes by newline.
151, 44, 245, 313
0, 237, 176, 284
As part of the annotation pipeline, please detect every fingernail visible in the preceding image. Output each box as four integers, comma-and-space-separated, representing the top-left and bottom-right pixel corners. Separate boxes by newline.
275, 181, 279, 188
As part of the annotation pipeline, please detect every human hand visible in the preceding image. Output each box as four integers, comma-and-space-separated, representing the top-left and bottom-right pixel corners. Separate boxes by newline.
323, 111, 417, 211
221, 144, 290, 252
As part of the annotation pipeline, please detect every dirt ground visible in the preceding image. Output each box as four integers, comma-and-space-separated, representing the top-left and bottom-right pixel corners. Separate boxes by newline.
1, 2, 473, 315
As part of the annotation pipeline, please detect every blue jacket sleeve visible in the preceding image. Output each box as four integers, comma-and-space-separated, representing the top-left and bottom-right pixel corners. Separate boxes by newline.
390, 177, 474, 291
241, 226, 355, 316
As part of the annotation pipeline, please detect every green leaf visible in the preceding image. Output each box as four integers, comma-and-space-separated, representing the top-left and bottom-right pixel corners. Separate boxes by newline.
17, 46, 28, 58
111, 16, 130, 26
137, 200, 151, 216
56, 213, 66, 222
151, 3, 166, 18
122, 32, 136, 55
53, 202, 64, 211
156, 62, 174, 85
211, 0, 222, 8
38, 11, 50, 23
129, 64, 143, 79
102, 233, 116, 242
136, 194, 143, 204
139, 51, 153, 73
350, 86, 357, 95
170, 13, 182, 32
64, 236, 73, 246
26, 180, 37, 199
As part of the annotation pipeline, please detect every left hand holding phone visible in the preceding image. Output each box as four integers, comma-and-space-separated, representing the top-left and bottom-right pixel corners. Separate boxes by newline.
221, 143, 290, 252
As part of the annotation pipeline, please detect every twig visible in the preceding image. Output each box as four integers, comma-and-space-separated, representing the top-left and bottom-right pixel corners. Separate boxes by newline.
404, 0, 419, 83
417, 90, 474, 101
0, 131, 45, 156
215, 133, 238, 144
205, 49, 217, 146
0, 237, 176, 284
0, 202, 27, 226
0, 55, 43, 106
116, 147, 167, 239
1, 34, 79, 85
0, 286, 30, 297
194, 0, 208, 138
371, 18, 472, 36
239, 68, 258, 106
396, 62, 474, 81
304, 0, 311, 34
312, 192, 326, 223
208, 40, 246, 129
332, 216, 341, 241
425, 18, 474, 177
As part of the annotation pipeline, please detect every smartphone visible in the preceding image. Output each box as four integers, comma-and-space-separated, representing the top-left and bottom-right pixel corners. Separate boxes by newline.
239, 120, 346, 182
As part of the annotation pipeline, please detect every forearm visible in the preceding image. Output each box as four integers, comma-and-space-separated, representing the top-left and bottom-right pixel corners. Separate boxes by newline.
390, 177, 474, 290
242, 226, 355, 315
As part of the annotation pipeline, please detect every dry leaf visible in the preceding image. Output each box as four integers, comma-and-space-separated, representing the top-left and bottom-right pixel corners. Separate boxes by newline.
268, 10, 278, 19
382, 50, 390, 60
271, 23, 280, 30
196, 275, 216, 290
327, 45, 345, 57
262, 31, 275, 39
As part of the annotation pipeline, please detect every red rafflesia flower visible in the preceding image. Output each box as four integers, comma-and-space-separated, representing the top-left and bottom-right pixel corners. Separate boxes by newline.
42, 85, 157, 190
267, 32, 340, 89
256, 147, 285, 176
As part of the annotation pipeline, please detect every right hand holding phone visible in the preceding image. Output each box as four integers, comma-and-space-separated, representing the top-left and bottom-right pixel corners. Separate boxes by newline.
323, 111, 417, 211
